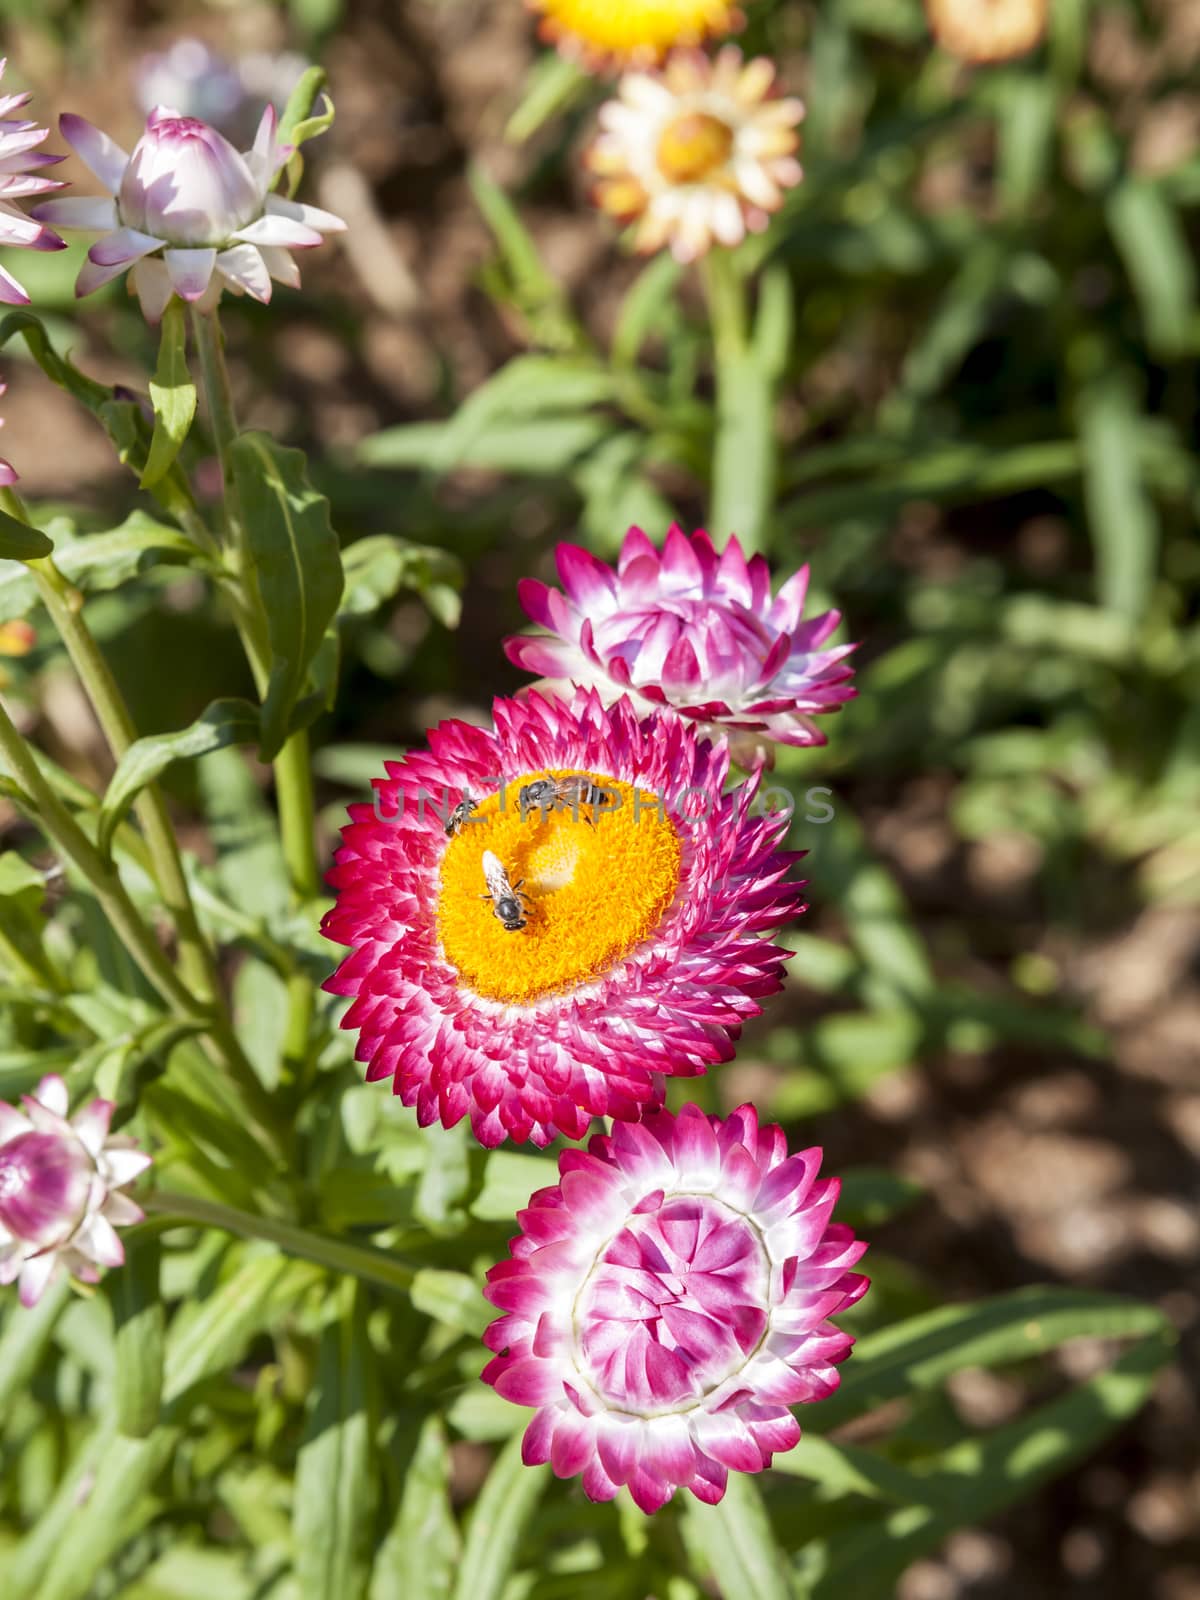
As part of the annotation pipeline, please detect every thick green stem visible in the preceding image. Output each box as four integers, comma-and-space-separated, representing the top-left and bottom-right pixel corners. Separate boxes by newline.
702, 250, 775, 554
0, 516, 221, 1006
191, 306, 320, 1081
0, 697, 285, 1162
144, 1190, 415, 1295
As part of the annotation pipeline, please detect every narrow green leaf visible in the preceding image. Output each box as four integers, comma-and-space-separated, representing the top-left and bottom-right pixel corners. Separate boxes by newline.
818, 1286, 1169, 1430
371, 1415, 461, 1600
1078, 369, 1159, 620
109, 1231, 165, 1438
0, 1275, 70, 1411
142, 300, 197, 487
1107, 180, 1198, 358
0, 508, 53, 560
682, 1472, 794, 1600
505, 52, 589, 143
280, 65, 335, 149
452, 1428, 550, 1600
0, 513, 199, 623
163, 1252, 321, 1408
294, 1283, 377, 1600
0, 309, 110, 411
231, 431, 344, 760
359, 415, 609, 475
470, 1149, 558, 1221
410, 1269, 492, 1338
5, 1420, 119, 1600
612, 254, 683, 370
98, 698, 261, 857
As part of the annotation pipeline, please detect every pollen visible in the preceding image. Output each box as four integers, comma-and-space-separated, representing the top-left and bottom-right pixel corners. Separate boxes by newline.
437, 770, 682, 1005
656, 112, 735, 184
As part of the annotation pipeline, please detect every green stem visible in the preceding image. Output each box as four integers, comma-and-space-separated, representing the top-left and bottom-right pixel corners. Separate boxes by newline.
191, 306, 320, 1081
0, 494, 220, 1007
144, 1190, 415, 1295
701, 250, 775, 554
0, 696, 285, 1163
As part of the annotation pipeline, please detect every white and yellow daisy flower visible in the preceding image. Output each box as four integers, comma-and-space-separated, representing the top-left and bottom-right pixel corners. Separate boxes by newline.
586, 48, 803, 263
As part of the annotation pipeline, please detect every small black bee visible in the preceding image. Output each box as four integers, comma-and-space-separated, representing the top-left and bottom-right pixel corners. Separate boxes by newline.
480, 850, 533, 932
518, 775, 615, 825
445, 794, 480, 837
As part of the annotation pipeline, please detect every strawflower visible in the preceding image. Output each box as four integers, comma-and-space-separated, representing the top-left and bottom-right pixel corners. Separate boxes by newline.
926, 0, 1048, 62
0, 57, 66, 305
33, 102, 344, 320
0, 378, 17, 485
483, 1102, 868, 1511
531, 0, 743, 69
0, 1074, 152, 1307
506, 526, 855, 749
322, 689, 804, 1147
586, 47, 802, 261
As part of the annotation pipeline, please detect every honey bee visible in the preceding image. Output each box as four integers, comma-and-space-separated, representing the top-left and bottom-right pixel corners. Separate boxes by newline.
518, 775, 616, 825
480, 849, 532, 932
445, 794, 480, 837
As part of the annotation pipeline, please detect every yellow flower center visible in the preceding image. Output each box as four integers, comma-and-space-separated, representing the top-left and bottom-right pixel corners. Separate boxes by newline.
437, 770, 682, 1005
656, 112, 735, 185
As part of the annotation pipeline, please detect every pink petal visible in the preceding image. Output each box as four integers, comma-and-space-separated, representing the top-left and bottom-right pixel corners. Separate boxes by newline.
59, 113, 129, 193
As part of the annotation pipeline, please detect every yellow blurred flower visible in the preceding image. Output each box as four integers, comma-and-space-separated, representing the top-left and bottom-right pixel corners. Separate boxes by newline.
531, 0, 742, 68
586, 48, 803, 262
926, 0, 1048, 63
0, 621, 36, 657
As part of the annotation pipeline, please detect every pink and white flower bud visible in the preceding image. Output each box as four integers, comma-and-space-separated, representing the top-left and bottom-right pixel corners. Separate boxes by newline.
0, 1074, 152, 1308
482, 1103, 868, 1512
34, 100, 345, 321
118, 108, 262, 246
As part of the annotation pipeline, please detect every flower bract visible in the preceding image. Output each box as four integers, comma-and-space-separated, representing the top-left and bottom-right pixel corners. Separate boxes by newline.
0, 56, 67, 306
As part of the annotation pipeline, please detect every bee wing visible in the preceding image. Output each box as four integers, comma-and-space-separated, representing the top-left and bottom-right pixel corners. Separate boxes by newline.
481, 849, 509, 897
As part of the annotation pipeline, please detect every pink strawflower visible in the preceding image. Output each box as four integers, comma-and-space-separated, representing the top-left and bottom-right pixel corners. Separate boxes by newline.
0, 1074, 152, 1307
483, 1102, 868, 1512
0, 57, 67, 306
33, 103, 344, 320
505, 526, 856, 751
322, 689, 803, 1148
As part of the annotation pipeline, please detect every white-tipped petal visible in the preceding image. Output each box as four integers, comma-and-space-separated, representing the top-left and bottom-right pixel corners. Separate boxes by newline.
164, 246, 217, 300
232, 213, 323, 249
263, 192, 347, 234
59, 112, 130, 194
259, 244, 301, 289
74, 1211, 125, 1268
76, 252, 138, 297
216, 242, 272, 302
18, 1250, 59, 1308
30, 195, 118, 231
100, 1145, 154, 1187
88, 226, 165, 268
70, 1100, 114, 1157
130, 257, 175, 322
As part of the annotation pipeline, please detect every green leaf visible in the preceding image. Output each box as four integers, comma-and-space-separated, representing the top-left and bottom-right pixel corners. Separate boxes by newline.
452, 1427, 550, 1600
163, 1252, 322, 1407
0, 506, 53, 560
231, 431, 344, 760
339, 534, 464, 628
505, 52, 589, 144
0, 1275, 70, 1412
809, 1322, 1174, 1599
0, 308, 110, 411
359, 415, 610, 475
280, 64, 336, 149
681, 1472, 794, 1600
141, 300, 197, 487
294, 1284, 377, 1600
817, 1285, 1169, 1431
612, 254, 683, 370
410, 1269, 492, 1338
470, 1149, 558, 1222
1107, 180, 1198, 358
0, 512, 199, 623
468, 162, 582, 350
98, 698, 262, 857
433, 356, 614, 474
1078, 369, 1160, 621
371, 1415, 461, 1600
109, 1231, 165, 1438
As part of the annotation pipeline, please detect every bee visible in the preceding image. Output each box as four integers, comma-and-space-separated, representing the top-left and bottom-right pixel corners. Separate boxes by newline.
518, 775, 616, 825
445, 794, 480, 837
480, 849, 532, 932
